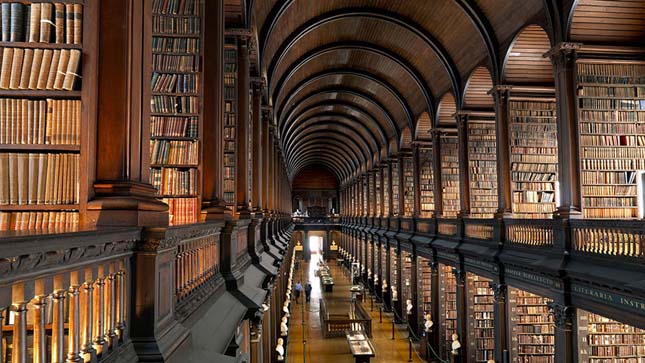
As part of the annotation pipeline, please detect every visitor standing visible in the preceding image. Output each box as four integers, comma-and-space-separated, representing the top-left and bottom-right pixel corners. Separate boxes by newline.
304, 282, 312, 303
295, 281, 303, 303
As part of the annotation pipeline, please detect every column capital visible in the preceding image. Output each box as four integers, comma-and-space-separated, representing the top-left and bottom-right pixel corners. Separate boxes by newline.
455, 112, 469, 128
544, 42, 582, 67
488, 282, 507, 301
488, 85, 513, 102
547, 302, 574, 329
225, 27, 253, 39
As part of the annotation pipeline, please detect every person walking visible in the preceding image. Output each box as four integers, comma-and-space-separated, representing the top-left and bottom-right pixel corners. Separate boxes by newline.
304, 282, 312, 303
294, 281, 303, 303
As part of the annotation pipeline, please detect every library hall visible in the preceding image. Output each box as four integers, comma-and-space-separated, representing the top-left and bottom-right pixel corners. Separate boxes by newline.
0, 0, 645, 362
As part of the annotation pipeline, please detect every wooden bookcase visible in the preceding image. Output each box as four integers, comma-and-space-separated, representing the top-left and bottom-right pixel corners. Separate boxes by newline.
223, 37, 237, 206
391, 159, 400, 217
383, 164, 390, 216
466, 273, 494, 362
508, 287, 555, 363
0, 0, 91, 231
418, 145, 434, 218
440, 134, 460, 218
374, 168, 381, 216
439, 264, 457, 359
417, 257, 432, 317
362, 176, 369, 216
509, 99, 558, 219
390, 248, 399, 302
577, 309, 645, 362
380, 244, 388, 284
401, 250, 412, 316
577, 61, 645, 219
148, 0, 202, 225
402, 156, 415, 217
468, 120, 498, 218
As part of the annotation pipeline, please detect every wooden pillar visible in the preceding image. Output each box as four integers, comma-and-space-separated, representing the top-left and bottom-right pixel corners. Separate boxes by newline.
491, 86, 513, 218
397, 155, 405, 217
430, 261, 441, 352
267, 131, 275, 213
413, 145, 422, 217
201, 0, 226, 218
380, 164, 386, 217
548, 302, 577, 363
454, 268, 467, 363
546, 43, 583, 218
409, 252, 419, 335
235, 34, 251, 216
251, 80, 263, 212
431, 130, 443, 217
456, 114, 470, 217
89, 0, 168, 227
386, 161, 393, 217
490, 283, 509, 363
262, 108, 271, 212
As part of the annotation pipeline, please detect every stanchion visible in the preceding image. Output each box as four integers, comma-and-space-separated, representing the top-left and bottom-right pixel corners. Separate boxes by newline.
370, 296, 373, 311
379, 307, 382, 323
391, 319, 395, 340
408, 337, 413, 363
303, 340, 306, 363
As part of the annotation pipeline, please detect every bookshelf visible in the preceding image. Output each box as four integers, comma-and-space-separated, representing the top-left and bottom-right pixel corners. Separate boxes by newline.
577, 62, 645, 219
0, 0, 88, 232
223, 38, 237, 205
375, 168, 381, 217
390, 248, 399, 302
468, 121, 498, 218
439, 264, 457, 359
363, 177, 369, 216
440, 134, 460, 218
401, 250, 412, 316
391, 160, 400, 217
148, 0, 202, 225
418, 145, 434, 217
577, 309, 645, 362
509, 99, 558, 219
466, 273, 494, 363
383, 164, 390, 216
509, 287, 554, 363
402, 156, 415, 217
380, 244, 388, 284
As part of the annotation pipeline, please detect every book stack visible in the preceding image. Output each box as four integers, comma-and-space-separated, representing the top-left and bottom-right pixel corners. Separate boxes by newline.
577, 310, 645, 362
467, 274, 494, 363
417, 257, 432, 317
401, 251, 412, 312
391, 160, 400, 216
468, 121, 498, 218
509, 100, 558, 218
382, 164, 390, 216
150, 0, 201, 225
0, 1, 85, 232
509, 288, 555, 363
440, 135, 460, 218
223, 43, 236, 205
418, 146, 434, 217
578, 62, 645, 219
374, 169, 381, 216
403, 157, 415, 217
439, 264, 457, 359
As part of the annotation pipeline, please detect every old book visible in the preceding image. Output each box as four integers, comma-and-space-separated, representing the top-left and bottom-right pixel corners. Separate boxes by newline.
51, 153, 59, 204
37, 100, 46, 143
44, 153, 53, 203
45, 49, 61, 90
0, 153, 8, 205
16, 152, 28, 204
19, 99, 27, 144
0, 212, 9, 230
0, 99, 6, 144
54, 3, 64, 44
45, 98, 53, 144
36, 49, 53, 89
65, 4, 74, 44
53, 49, 69, 89
0, 47, 14, 89
73, 4, 82, 44
9, 3, 25, 42
8, 153, 17, 204
25, 99, 33, 144
19, 48, 33, 89
28, 3, 40, 42
9, 48, 25, 89
1, 3, 10, 42
28, 153, 38, 204
8, 99, 16, 143
28, 48, 44, 89
36, 153, 47, 203
62, 49, 81, 90
39, 3, 53, 43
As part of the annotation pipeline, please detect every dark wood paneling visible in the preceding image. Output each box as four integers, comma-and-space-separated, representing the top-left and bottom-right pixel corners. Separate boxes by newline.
292, 166, 339, 190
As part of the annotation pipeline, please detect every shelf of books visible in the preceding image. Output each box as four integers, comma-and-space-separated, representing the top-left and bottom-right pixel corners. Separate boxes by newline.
391, 159, 400, 217
380, 244, 388, 285
390, 248, 399, 303
418, 145, 434, 217
577, 309, 645, 362
468, 120, 498, 218
383, 164, 390, 216
402, 156, 415, 217
363, 176, 370, 216
223, 38, 237, 206
0, 0, 87, 231
149, 0, 202, 225
367, 240, 373, 275
577, 61, 645, 219
509, 99, 558, 219
466, 273, 494, 363
509, 287, 555, 363
439, 264, 457, 359
401, 251, 413, 320
417, 257, 432, 327
440, 134, 460, 218
375, 168, 381, 216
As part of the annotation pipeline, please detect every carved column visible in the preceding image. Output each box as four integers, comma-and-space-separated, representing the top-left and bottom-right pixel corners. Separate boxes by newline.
453, 268, 467, 363
380, 164, 386, 217
409, 252, 420, 336
386, 160, 393, 217
32, 295, 47, 363
491, 86, 513, 218
397, 155, 405, 218
546, 43, 583, 219
431, 130, 443, 217
430, 261, 441, 351
89, 0, 168, 227
413, 144, 421, 218
456, 114, 470, 217
235, 33, 251, 216
548, 302, 577, 363
384, 242, 391, 311
490, 282, 508, 363
262, 107, 271, 213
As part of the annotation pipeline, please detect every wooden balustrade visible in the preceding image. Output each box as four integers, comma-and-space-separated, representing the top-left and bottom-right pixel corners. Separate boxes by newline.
0, 229, 138, 362
572, 220, 645, 259
463, 219, 494, 241
175, 233, 220, 303
505, 220, 554, 247
437, 219, 458, 236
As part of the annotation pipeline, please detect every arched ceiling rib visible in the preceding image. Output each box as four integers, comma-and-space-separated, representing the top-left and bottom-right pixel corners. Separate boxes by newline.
287, 132, 367, 173
284, 122, 378, 162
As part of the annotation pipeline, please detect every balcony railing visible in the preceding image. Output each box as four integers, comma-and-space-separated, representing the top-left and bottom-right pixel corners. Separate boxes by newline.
571, 219, 645, 259
463, 218, 495, 241
505, 219, 554, 247
437, 219, 458, 237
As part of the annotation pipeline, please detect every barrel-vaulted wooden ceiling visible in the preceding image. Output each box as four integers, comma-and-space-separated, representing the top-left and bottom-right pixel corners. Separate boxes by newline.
234, 0, 645, 185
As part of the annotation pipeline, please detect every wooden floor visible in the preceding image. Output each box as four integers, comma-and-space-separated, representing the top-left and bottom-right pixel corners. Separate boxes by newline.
286, 255, 426, 363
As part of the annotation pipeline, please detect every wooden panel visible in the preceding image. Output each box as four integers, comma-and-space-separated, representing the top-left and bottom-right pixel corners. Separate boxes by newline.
504, 25, 553, 84
477, 0, 545, 51
570, 0, 645, 44
293, 166, 339, 190
463, 67, 494, 109
415, 112, 432, 140
437, 93, 457, 125
400, 127, 412, 150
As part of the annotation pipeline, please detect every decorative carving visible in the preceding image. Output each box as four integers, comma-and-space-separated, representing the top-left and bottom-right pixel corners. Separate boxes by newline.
488, 282, 507, 302
140, 226, 221, 252
544, 42, 582, 68
547, 302, 574, 328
